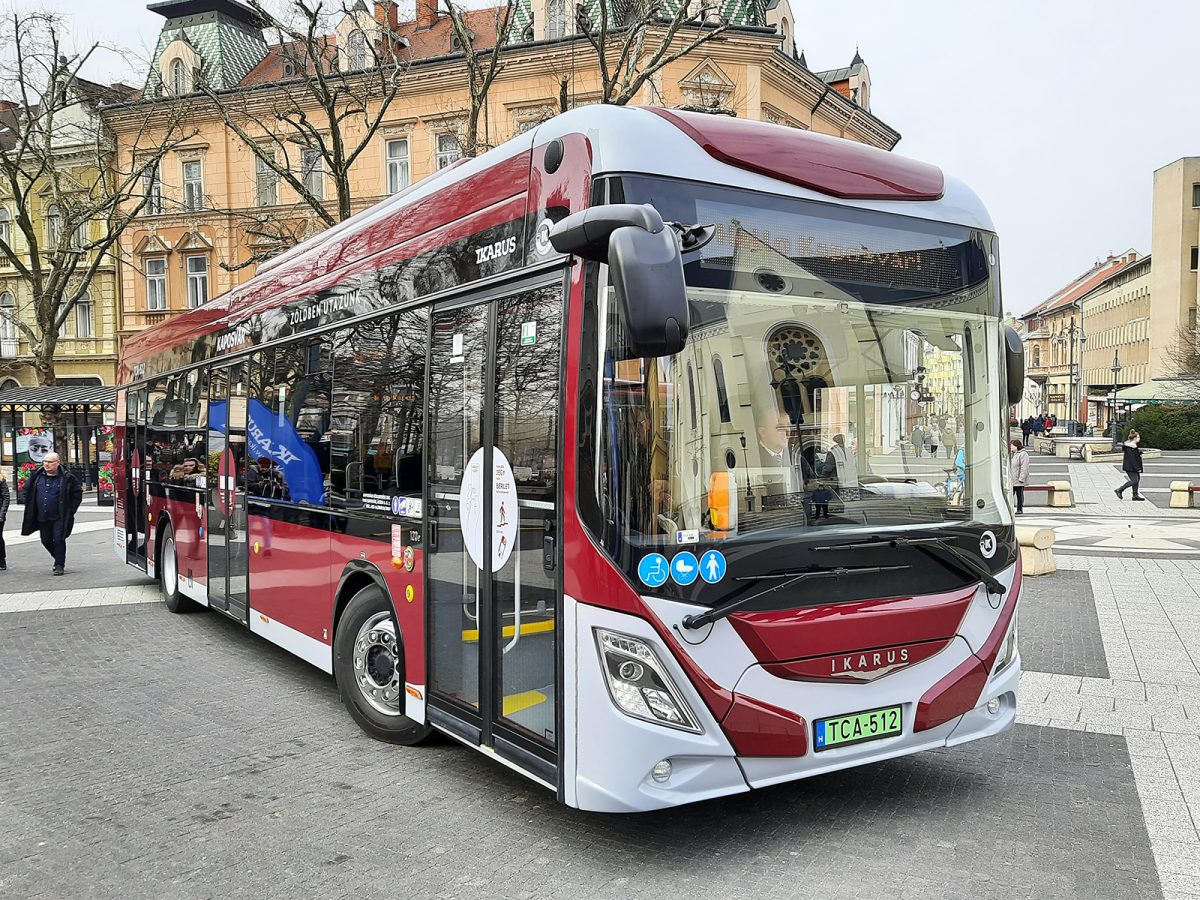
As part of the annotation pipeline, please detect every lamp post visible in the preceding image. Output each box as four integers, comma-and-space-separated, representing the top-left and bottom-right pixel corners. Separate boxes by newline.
1110, 349, 1122, 451
1054, 315, 1087, 435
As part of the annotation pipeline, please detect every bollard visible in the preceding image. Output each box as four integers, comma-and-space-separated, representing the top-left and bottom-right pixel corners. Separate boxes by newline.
1015, 525, 1056, 576
1169, 481, 1194, 509
1048, 480, 1073, 507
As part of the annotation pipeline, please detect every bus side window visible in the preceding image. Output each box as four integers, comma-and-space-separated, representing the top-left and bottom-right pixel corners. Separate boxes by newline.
330, 307, 427, 510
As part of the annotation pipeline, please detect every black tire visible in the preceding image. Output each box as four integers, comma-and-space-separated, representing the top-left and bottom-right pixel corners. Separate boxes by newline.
334, 584, 433, 745
159, 524, 199, 614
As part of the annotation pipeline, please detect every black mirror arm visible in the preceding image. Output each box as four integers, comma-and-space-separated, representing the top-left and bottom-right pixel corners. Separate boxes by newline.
548, 204, 665, 261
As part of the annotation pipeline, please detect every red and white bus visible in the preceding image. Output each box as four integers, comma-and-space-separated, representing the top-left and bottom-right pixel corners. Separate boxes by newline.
115, 106, 1026, 812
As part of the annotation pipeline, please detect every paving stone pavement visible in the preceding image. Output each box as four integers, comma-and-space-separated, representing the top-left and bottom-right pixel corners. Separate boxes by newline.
1018, 555, 1200, 897
4, 535, 1199, 898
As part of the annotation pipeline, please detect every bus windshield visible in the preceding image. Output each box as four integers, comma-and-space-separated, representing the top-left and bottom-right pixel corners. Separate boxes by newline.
584, 177, 1010, 605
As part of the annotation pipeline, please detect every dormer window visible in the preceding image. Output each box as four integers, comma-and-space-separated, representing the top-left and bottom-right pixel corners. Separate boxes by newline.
450, 30, 474, 53
282, 58, 296, 77
171, 59, 189, 95
347, 31, 367, 70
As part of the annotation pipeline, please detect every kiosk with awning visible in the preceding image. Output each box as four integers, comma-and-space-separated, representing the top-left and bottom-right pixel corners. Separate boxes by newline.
0, 384, 117, 495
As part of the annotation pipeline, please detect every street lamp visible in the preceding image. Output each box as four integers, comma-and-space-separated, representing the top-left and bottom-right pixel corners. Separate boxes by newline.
1054, 315, 1087, 435
1110, 349, 1123, 451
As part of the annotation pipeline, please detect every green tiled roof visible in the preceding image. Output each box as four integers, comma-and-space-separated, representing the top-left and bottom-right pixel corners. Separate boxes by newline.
147, 8, 268, 92
546, 0, 765, 42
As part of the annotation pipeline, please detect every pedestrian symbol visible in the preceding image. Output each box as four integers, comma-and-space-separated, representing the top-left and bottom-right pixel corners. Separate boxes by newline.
638, 553, 670, 588
699, 549, 727, 584
670, 551, 699, 586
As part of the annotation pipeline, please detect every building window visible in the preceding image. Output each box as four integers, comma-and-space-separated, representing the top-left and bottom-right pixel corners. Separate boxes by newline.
347, 30, 367, 70
186, 255, 209, 308
75, 293, 93, 338
0, 291, 16, 342
145, 257, 167, 310
255, 152, 278, 207
1031, 345, 1041, 367
45, 205, 61, 248
1193, 183, 1200, 208
385, 139, 409, 194
1191, 246, 1199, 272
142, 164, 163, 215
72, 220, 88, 249
0, 207, 10, 249
171, 59, 188, 95
301, 148, 324, 200
183, 160, 204, 211
435, 132, 461, 170
547, 0, 566, 39
282, 58, 296, 78
712, 355, 731, 423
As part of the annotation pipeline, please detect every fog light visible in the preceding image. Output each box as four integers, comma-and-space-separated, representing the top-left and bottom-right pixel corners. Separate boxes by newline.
651, 759, 672, 783
986, 697, 1001, 715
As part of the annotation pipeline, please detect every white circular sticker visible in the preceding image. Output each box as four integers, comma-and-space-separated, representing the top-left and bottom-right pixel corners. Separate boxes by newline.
979, 530, 997, 559
459, 446, 519, 573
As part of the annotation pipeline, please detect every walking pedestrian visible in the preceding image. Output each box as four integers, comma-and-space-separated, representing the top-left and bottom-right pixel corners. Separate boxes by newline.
911, 423, 924, 458
1021, 418, 1032, 444
20, 452, 83, 574
928, 423, 941, 458
0, 471, 9, 570
1114, 430, 1146, 502
1010, 439, 1029, 515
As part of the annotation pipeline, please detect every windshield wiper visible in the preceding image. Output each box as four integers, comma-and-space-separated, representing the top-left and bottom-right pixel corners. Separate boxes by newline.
812, 536, 1006, 596
681, 564, 909, 630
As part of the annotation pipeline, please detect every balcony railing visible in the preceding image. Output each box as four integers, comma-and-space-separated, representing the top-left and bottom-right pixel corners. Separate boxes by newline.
0, 338, 19, 358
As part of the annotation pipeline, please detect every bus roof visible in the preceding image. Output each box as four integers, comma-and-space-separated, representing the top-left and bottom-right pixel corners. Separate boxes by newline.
120, 104, 991, 382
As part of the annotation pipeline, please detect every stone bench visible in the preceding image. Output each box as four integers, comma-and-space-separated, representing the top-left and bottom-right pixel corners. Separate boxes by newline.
1169, 481, 1200, 509
1016, 525, 1056, 576
1023, 482, 1073, 507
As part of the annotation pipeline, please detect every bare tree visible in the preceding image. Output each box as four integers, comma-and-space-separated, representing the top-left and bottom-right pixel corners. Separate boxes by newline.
575, 0, 734, 105
199, 0, 409, 257
441, 0, 518, 157
1164, 323, 1200, 380
0, 12, 194, 386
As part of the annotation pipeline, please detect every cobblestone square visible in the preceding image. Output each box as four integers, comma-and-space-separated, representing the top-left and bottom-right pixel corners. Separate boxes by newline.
5, 492, 1200, 899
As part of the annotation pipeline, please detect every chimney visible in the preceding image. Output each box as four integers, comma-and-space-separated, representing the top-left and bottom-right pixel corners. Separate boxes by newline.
416, 0, 439, 29
374, 1, 400, 30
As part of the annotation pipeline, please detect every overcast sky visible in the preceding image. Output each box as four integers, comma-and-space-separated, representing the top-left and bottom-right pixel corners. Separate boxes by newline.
33, 0, 1200, 314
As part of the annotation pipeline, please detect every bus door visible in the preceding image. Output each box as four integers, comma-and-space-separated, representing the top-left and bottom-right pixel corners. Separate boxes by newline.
125, 386, 149, 567
207, 362, 250, 623
426, 281, 563, 779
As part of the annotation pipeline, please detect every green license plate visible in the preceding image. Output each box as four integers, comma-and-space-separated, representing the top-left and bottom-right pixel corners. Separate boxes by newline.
814, 705, 902, 751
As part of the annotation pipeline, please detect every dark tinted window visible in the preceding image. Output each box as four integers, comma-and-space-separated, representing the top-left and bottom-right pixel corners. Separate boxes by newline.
330, 307, 428, 510
250, 340, 332, 505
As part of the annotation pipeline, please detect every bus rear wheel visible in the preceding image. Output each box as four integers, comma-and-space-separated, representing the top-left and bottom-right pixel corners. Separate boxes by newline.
334, 584, 433, 746
159, 524, 199, 614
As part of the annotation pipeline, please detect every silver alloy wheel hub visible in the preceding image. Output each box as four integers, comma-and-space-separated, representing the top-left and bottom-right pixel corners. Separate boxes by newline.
353, 612, 402, 716
163, 536, 177, 596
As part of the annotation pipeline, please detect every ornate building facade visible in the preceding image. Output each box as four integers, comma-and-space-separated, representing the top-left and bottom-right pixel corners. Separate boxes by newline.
105, 0, 899, 338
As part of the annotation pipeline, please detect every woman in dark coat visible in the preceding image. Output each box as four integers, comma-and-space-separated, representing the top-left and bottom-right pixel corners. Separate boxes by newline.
0, 473, 8, 569
1115, 429, 1145, 501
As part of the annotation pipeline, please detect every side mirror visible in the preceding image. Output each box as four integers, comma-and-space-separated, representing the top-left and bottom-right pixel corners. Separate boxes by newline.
550, 204, 689, 358
1004, 325, 1024, 407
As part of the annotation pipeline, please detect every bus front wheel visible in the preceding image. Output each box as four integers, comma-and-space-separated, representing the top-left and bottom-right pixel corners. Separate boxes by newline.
334, 584, 433, 746
159, 524, 199, 614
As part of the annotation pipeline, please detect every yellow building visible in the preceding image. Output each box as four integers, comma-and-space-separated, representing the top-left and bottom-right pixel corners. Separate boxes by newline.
105, 0, 900, 338
0, 79, 130, 390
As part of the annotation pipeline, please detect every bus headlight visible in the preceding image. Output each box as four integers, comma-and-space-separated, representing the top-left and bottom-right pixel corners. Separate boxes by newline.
594, 629, 702, 733
993, 616, 1018, 675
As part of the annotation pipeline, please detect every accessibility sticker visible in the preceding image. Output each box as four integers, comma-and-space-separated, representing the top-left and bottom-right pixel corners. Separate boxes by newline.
699, 549, 727, 584
638, 553, 670, 588
670, 551, 699, 586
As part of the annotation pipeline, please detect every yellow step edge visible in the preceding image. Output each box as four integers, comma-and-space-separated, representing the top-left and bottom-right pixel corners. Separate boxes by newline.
461, 619, 555, 642
502, 689, 548, 716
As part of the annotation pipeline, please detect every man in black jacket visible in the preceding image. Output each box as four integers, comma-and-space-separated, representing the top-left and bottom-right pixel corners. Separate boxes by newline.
21, 452, 84, 575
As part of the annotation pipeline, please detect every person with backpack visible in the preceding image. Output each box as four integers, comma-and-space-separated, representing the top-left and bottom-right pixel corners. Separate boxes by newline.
1115, 430, 1145, 501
